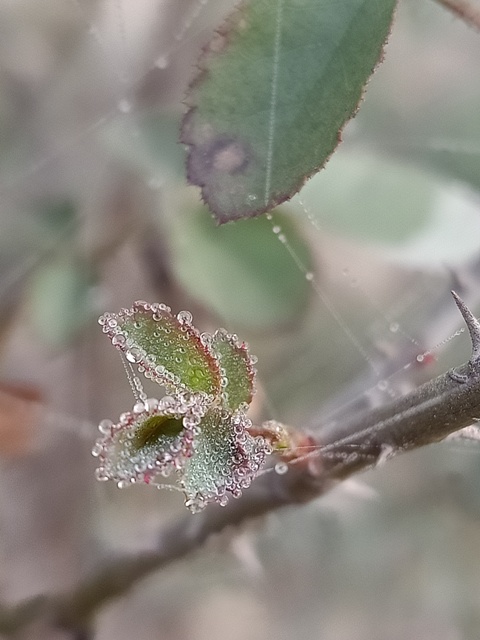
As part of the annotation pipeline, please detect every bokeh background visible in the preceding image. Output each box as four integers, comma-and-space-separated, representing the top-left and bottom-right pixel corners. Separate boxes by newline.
1, 0, 480, 638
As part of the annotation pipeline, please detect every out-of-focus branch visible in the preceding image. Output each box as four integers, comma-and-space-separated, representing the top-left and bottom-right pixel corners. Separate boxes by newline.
2, 293, 480, 636
434, 0, 480, 31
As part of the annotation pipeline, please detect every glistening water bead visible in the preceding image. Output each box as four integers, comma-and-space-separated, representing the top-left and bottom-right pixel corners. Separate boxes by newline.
112, 334, 126, 347
91, 442, 103, 457
126, 347, 142, 363
177, 310, 193, 324
98, 419, 113, 434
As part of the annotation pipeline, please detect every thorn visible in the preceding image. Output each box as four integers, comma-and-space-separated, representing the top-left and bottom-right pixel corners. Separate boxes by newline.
451, 290, 480, 363
448, 369, 468, 384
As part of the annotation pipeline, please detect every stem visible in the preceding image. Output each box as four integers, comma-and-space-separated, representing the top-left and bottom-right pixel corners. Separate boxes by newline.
2, 294, 480, 635
434, 0, 480, 31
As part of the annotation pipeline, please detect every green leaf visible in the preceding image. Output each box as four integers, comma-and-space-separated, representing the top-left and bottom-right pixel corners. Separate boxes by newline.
211, 329, 256, 411
292, 151, 435, 245
168, 202, 312, 329
180, 409, 268, 512
92, 394, 210, 486
104, 111, 185, 184
182, 0, 396, 222
292, 150, 480, 267
132, 414, 183, 450
29, 257, 95, 347
36, 199, 76, 234
408, 146, 480, 194
99, 302, 221, 396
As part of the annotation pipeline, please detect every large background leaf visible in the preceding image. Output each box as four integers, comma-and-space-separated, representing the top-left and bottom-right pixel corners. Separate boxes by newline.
182, 0, 397, 222
292, 150, 480, 267
167, 199, 313, 330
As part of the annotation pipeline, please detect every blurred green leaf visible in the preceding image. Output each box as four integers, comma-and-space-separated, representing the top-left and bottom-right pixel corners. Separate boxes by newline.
293, 152, 434, 244
293, 150, 480, 267
168, 202, 312, 329
182, 0, 396, 222
104, 111, 185, 184
1, 199, 76, 258
29, 257, 95, 347
408, 145, 480, 194
35, 199, 76, 234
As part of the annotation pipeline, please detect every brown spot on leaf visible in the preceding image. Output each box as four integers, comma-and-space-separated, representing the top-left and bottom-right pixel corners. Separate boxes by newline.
185, 130, 252, 188
211, 139, 249, 174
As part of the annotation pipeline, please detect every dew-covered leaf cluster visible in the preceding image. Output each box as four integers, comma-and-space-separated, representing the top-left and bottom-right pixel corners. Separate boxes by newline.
94, 301, 270, 512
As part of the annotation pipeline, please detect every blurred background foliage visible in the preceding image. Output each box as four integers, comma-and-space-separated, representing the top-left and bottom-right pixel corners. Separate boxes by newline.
1, 1, 480, 639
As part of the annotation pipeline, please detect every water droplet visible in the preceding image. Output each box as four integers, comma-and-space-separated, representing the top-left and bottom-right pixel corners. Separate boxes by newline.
155, 55, 169, 69
416, 354, 424, 363
274, 461, 288, 475
247, 194, 257, 201
95, 467, 109, 481
91, 442, 103, 457
272, 225, 281, 234
200, 332, 212, 346
305, 272, 314, 281
377, 379, 388, 391
133, 402, 145, 414
119, 412, 130, 425
126, 347, 142, 363
177, 310, 193, 324
145, 398, 159, 411
117, 98, 132, 113
277, 234, 286, 244
117, 480, 129, 489
389, 322, 399, 333
112, 334, 126, 347
98, 419, 113, 434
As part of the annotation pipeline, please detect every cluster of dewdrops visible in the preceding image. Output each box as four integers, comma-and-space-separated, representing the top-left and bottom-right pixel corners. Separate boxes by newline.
91, 392, 210, 489
181, 409, 271, 512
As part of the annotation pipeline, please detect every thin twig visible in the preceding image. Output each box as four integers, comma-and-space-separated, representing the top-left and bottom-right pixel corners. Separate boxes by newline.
2, 294, 480, 635
434, 0, 480, 31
